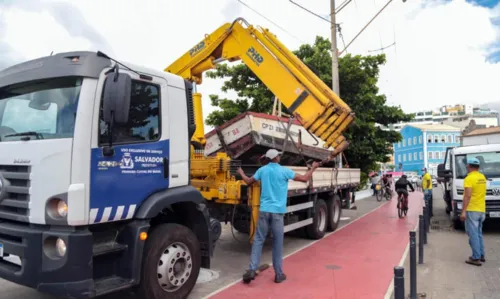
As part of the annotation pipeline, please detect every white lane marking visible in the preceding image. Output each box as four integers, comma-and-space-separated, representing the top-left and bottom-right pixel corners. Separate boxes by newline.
202, 200, 392, 299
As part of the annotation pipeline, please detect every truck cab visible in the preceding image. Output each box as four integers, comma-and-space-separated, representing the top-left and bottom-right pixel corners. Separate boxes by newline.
438, 144, 500, 229
0, 51, 212, 298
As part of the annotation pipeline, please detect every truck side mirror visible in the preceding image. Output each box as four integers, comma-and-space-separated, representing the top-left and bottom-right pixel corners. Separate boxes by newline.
102, 71, 131, 125
437, 163, 451, 179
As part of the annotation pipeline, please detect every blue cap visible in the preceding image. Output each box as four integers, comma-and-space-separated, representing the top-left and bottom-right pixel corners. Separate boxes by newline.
467, 158, 480, 166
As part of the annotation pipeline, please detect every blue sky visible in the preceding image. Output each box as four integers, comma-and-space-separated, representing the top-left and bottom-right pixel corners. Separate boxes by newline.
466, 0, 500, 8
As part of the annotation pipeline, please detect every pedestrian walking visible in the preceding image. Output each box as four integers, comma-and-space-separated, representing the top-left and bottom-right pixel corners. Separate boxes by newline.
371, 173, 380, 196
237, 149, 320, 284
460, 158, 487, 266
422, 168, 432, 202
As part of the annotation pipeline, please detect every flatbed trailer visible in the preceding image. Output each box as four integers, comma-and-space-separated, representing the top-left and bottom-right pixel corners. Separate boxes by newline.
200, 111, 360, 241
206, 166, 360, 241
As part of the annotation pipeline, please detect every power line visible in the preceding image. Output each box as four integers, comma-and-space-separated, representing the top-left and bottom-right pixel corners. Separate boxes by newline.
336, 0, 353, 14
339, 0, 399, 56
237, 0, 305, 44
338, 24, 348, 54
289, 0, 331, 24
368, 42, 396, 53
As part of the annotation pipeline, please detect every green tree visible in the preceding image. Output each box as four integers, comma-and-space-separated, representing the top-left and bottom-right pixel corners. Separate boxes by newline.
205, 36, 413, 185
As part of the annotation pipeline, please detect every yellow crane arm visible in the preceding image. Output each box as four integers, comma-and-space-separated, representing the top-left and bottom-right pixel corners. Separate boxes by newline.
165, 18, 354, 156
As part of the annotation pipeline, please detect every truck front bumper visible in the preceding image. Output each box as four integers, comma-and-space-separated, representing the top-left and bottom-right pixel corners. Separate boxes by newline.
0, 221, 94, 298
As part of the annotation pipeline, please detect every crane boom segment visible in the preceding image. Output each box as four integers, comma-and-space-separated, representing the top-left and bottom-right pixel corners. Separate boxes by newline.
165, 18, 354, 155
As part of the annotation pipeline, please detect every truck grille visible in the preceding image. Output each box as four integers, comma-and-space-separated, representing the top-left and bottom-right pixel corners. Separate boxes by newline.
486, 200, 500, 212
457, 189, 496, 196
0, 165, 30, 222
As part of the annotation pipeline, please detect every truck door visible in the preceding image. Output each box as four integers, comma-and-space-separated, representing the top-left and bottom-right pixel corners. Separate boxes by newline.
89, 73, 170, 224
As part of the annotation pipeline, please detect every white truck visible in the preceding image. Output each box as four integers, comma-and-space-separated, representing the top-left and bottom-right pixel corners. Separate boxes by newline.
438, 144, 500, 229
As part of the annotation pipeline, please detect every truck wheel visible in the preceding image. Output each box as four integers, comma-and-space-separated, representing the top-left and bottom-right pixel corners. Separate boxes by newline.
138, 223, 201, 299
210, 218, 222, 242
453, 219, 464, 230
306, 199, 327, 240
232, 219, 250, 234
326, 195, 342, 232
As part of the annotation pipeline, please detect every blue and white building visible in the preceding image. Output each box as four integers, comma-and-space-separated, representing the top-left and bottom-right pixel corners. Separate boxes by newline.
393, 124, 461, 176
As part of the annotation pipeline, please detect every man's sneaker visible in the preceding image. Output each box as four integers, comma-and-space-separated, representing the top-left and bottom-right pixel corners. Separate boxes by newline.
275, 273, 287, 283
242, 270, 256, 284
481, 255, 486, 262
465, 257, 482, 266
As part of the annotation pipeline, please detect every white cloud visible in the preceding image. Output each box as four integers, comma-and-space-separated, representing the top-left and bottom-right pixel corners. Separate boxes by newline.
0, 0, 499, 130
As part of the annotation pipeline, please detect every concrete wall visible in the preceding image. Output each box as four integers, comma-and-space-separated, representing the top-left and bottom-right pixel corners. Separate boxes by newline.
462, 133, 500, 146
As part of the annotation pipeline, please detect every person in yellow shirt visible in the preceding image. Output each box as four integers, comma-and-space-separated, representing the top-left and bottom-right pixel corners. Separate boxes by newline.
460, 158, 487, 266
422, 168, 433, 202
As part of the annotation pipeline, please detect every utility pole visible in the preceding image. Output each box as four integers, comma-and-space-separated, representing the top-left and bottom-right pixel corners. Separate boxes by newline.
330, 0, 344, 172
330, 0, 340, 96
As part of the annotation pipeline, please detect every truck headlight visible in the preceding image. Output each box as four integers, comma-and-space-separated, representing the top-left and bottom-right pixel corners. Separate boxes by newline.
56, 201, 68, 218
47, 199, 68, 219
56, 238, 67, 257
43, 236, 67, 259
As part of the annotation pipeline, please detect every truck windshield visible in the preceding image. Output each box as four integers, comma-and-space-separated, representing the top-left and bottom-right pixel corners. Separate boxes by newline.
455, 152, 500, 179
0, 77, 82, 141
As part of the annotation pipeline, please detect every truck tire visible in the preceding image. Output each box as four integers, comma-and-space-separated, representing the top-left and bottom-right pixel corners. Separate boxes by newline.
306, 199, 327, 240
232, 219, 250, 234
453, 219, 464, 230
210, 218, 222, 242
326, 194, 342, 232
138, 223, 201, 299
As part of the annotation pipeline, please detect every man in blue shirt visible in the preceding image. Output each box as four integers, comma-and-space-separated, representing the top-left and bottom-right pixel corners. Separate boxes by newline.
237, 149, 320, 284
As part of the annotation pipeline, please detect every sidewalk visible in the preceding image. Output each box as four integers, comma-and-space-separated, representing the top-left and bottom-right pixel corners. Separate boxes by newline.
209, 192, 423, 299
395, 188, 500, 299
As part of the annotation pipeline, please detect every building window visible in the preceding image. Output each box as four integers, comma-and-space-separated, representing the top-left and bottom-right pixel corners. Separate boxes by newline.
454, 135, 459, 143
428, 134, 433, 143
413, 136, 417, 145
447, 134, 452, 143
99, 80, 161, 145
409, 154, 412, 161
442, 151, 446, 160
419, 152, 423, 160
434, 135, 439, 143
419, 136, 422, 144
441, 134, 446, 143
398, 141, 401, 148
414, 152, 417, 160
403, 139, 406, 147
436, 151, 440, 159
403, 154, 406, 162
428, 152, 433, 160
408, 138, 412, 146
398, 154, 401, 163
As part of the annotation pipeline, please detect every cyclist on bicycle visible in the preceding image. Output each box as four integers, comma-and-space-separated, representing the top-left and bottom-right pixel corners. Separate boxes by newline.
395, 175, 415, 207
381, 174, 392, 195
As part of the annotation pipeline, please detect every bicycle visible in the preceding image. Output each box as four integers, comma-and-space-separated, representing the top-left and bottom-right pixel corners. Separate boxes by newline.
397, 191, 413, 218
375, 184, 383, 202
384, 186, 393, 201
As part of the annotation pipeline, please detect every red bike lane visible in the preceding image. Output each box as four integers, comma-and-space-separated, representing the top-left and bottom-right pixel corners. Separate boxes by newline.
209, 192, 424, 299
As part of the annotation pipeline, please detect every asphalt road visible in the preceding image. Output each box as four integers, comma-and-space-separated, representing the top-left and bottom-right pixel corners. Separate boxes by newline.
0, 192, 383, 299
